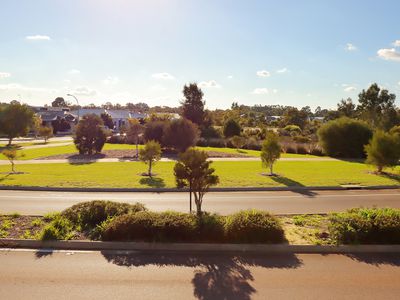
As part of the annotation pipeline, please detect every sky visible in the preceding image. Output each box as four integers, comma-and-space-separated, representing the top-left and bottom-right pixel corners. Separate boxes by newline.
0, 0, 399, 110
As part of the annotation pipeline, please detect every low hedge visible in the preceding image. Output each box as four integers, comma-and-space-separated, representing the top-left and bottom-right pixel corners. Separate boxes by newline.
101, 209, 285, 243
62, 200, 147, 230
329, 208, 400, 244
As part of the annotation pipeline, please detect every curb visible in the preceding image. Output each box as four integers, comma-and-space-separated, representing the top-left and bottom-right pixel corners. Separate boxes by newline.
0, 185, 399, 193
1, 239, 400, 253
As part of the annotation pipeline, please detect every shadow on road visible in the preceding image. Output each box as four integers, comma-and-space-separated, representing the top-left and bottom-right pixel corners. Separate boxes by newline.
270, 176, 318, 197
35, 249, 54, 259
101, 251, 303, 300
344, 253, 400, 266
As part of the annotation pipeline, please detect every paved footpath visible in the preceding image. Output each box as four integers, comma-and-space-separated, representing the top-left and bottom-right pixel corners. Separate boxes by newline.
0, 249, 399, 300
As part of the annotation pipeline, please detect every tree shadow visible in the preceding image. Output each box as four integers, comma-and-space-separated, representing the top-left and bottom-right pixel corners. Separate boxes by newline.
67, 153, 105, 165
101, 251, 302, 300
35, 249, 54, 258
139, 177, 166, 188
270, 176, 318, 197
344, 253, 400, 267
377, 172, 400, 183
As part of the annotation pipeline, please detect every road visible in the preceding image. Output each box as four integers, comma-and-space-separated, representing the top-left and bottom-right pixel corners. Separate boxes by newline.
0, 189, 399, 215
0, 249, 399, 299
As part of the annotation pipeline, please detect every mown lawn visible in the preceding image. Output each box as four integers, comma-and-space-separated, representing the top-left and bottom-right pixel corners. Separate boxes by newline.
0, 143, 319, 160
0, 160, 398, 188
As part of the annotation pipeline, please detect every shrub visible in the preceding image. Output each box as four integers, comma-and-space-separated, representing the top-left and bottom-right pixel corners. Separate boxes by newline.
244, 137, 261, 150
283, 125, 302, 134
329, 208, 400, 244
230, 135, 246, 149
144, 120, 168, 144
196, 138, 226, 148
196, 213, 225, 242
62, 200, 146, 229
163, 118, 199, 152
39, 215, 75, 240
296, 145, 309, 154
223, 119, 241, 138
293, 136, 310, 143
107, 135, 127, 144
201, 126, 222, 139
285, 145, 297, 154
74, 114, 107, 155
317, 117, 372, 158
224, 210, 285, 243
310, 148, 324, 156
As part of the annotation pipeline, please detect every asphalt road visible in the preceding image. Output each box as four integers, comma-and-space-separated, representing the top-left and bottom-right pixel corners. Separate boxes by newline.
0, 189, 399, 215
0, 249, 399, 299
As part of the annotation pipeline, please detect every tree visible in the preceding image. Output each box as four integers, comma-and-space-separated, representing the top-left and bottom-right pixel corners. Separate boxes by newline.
337, 98, 356, 118
31, 114, 42, 138
163, 118, 199, 152
317, 117, 372, 158
357, 83, 398, 130
38, 126, 53, 143
100, 113, 114, 130
260, 132, 282, 175
74, 114, 107, 155
281, 107, 308, 129
230, 135, 246, 150
181, 83, 205, 126
0, 102, 34, 145
174, 148, 219, 215
139, 140, 161, 177
143, 120, 168, 144
126, 118, 143, 158
52, 97, 68, 107
51, 118, 71, 134
1, 149, 24, 173
223, 118, 241, 138
365, 131, 400, 173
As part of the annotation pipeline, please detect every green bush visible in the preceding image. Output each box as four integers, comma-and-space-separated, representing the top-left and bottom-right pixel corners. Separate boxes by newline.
329, 208, 400, 244
39, 216, 75, 240
317, 117, 372, 158
224, 210, 285, 243
62, 200, 147, 229
196, 213, 225, 242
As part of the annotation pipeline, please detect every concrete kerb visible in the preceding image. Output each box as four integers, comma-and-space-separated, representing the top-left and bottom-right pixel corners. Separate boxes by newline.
0, 185, 399, 193
1, 239, 400, 253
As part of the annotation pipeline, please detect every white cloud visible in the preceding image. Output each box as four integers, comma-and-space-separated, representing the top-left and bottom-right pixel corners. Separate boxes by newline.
377, 48, 400, 62
345, 43, 357, 51
151, 72, 174, 80
68, 69, 81, 75
272, 89, 278, 94
72, 86, 97, 96
393, 40, 400, 47
0, 72, 11, 79
344, 86, 356, 92
256, 70, 270, 77
227, 75, 233, 79
198, 80, 221, 88
0, 83, 56, 93
398, 81, 400, 86
276, 68, 288, 73
102, 76, 119, 85
252, 88, 269, 95
25, 35, 51, 41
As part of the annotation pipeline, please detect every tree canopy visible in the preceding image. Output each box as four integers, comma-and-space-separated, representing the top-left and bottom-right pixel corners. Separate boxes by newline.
181, 83, 205, 126
0, 102, 34, 145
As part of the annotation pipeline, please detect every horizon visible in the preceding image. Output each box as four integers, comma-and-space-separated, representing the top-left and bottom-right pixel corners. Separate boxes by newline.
1, 0, 400, 110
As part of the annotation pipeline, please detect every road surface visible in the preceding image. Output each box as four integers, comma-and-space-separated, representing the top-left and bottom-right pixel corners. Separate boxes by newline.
0, 189, 399, 215
0, 249, 399, 299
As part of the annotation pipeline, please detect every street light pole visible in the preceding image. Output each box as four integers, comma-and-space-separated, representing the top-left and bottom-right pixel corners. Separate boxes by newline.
67, 94, 80, 122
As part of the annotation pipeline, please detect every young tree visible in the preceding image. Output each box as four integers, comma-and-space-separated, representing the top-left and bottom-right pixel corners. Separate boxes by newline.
144, 120, 168, 145
174, 148, 219, 215
223, 118, 241, 138
181, 83, 205, 126
139, 140, 161, 177
0, 102, 34, 145
1, 149, 24, 173
365, 131, 400, 173
31, 114, 42, 138
38, 126, 53, 143
260, 132, 282, 176
163, 118, 199, 152
74, 114, 107, 155
126, 118, 143, 158
230, 135, 246, 150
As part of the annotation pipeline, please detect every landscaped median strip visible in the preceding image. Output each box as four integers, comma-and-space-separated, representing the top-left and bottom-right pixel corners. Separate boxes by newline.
1, 239, 400, 253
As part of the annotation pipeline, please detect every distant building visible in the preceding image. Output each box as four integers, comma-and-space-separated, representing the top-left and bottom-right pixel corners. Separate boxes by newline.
31, 106, 76, 134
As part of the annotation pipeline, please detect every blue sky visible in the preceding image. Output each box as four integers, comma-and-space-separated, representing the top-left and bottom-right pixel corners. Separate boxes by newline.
0, 0, 399, 109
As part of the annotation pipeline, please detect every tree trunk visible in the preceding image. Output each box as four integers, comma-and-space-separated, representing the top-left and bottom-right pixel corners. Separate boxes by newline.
189, 182, 192, 214
194, 192, 202, 216
11, 161, 15, 173
148, 160, 152, 177
8, 137, 12, 146
135, 138, 139, 159
270, 163, 273, 176
377, 165, 383, 173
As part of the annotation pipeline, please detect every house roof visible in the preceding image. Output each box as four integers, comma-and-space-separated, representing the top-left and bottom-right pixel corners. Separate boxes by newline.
37, 111, 76, 122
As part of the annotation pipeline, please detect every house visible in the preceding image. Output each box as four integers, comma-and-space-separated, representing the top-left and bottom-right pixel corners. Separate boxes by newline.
32, 106, 77, 134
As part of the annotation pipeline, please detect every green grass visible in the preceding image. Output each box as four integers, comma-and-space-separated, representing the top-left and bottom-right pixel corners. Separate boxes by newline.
0, 160, 398, 188
0, 140, 69, 148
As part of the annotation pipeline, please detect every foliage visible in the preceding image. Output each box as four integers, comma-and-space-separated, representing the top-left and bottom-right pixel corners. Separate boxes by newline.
281, 107, 308, 129
174, 148, 219, 215
139, 140, 162, 176
223, 118, 241, 138
38, 126, 53, 143
283, 125, 302, 134
181, 83, 205, 126
365, 130, 400, 172
329, 208, 400, 244
1, 148, 24, 173
317, 117, 372, 158
163, 118, 199, 152
39, 215, 75, 240
260, 132, 282, 175
74, 114, 107, 155
126, 118, 143, 157
51, 118, 71, 133
100, 113, 115, 130
62, 200, 147, 230
337, 98, 356, 118
0, 102, 34, 145
31, 114, 42, 137
51, 97, 68, 107
224, 210, 285, 243
144, 120, 168, 144
230, 135, 246, 149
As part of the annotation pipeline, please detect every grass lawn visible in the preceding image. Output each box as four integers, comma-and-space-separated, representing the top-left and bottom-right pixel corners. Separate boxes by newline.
0, 143, 320, 160
0, 140, 70, 148
0, 160, 398, 188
